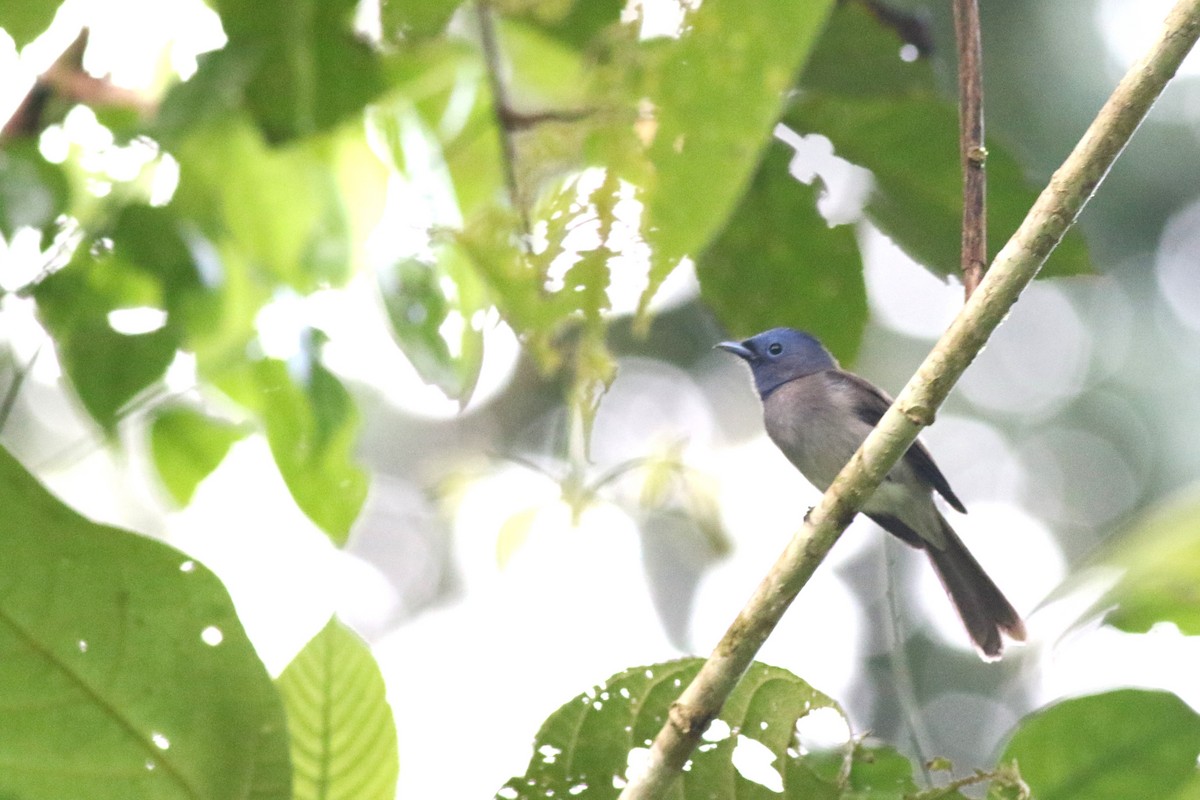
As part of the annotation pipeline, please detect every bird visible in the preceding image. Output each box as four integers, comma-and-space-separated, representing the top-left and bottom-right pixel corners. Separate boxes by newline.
717, 327, 1025, 659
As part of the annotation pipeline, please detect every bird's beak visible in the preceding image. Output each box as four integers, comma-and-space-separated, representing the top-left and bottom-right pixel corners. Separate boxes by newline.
715, 340, 754, 360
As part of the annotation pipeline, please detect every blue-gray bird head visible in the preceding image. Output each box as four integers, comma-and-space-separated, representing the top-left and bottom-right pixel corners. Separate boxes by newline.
716, 328, 839, 398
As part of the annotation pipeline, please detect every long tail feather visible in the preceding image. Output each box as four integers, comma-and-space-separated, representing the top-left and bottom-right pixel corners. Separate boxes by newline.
924, 514, 1026, 660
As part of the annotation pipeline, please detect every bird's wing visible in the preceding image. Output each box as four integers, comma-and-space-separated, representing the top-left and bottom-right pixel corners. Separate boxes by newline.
826, 370, 967, 514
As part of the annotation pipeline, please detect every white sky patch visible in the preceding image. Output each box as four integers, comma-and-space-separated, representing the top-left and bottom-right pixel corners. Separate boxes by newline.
107, 307, 168, 335
793, 707, 850, 754
1097, 0, 1200, 76
731, 735, 783, 793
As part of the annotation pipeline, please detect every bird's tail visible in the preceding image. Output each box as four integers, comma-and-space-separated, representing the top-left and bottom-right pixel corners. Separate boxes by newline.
925, 514, 1026, 660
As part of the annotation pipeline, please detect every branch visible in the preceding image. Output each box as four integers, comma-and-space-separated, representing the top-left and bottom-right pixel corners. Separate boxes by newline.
616, 1, 1200, 797
475, 1, 531, 240
954, 0, 987, 299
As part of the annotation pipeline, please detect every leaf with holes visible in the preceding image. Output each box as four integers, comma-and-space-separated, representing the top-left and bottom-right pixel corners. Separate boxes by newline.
0, 445, 290, 798
276, 618, 398, 800
498, 658, 867, 799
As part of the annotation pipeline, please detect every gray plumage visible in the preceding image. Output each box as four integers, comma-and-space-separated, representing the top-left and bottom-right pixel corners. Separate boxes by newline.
718, 327, 1025, 659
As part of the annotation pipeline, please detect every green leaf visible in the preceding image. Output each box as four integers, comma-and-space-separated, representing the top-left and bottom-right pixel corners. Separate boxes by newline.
151, 406, 251, 505
0, 0, 60, 47
155, 46, 264, 148
787, 3, 1090, 281
510, 0, 624, 49
32, 204, 199, 434
216, 331, 368, 543
378, 248, 486, 403
0, 445, 291, 798
841, 744, 920, 800
637, 0, 837, 313
0, 140, 69, 240
276, 618, 398, 800
999, 690, 1200, 800
1089, 489, 1200, 635
498, 658, 860, 799
171, 117, 355, 294
209, 0, 385, 142
697, 138, 867, 363
380, 0, 462, 40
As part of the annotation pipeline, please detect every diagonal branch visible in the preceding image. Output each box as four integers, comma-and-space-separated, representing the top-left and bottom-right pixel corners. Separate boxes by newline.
616, 1, 1200, 797
954, 0, 988, 299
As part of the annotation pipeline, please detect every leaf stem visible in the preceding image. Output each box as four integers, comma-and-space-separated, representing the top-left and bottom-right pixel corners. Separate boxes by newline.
474, 1, 532, 242
954, 0, 987, 299
616, 2, 1200, 797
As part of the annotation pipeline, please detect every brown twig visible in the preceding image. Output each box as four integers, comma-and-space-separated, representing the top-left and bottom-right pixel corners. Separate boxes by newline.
954, 0, 987, 299
474, 2, 532, 242
616, 1, 1200, 796
1, 30, 151, 141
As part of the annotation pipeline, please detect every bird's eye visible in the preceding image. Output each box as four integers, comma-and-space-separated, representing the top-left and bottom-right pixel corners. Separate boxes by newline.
768, 343, 783, 355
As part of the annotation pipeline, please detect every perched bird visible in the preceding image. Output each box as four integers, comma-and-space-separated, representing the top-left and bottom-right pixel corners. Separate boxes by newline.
717, 327, 1025, 659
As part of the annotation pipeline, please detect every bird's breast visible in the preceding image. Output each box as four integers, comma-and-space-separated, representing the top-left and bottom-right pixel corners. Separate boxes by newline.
761, 376, 870, 492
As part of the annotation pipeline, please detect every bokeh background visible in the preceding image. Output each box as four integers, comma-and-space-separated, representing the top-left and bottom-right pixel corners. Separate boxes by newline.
3, 0, 1200, 796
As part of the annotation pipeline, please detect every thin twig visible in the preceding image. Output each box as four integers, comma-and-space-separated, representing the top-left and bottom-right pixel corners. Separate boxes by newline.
0, 346, 42, 435
617, 2, 1200, 797
474, 1, 532, 242
954, 0, 987, 299
883, 537, 933, 785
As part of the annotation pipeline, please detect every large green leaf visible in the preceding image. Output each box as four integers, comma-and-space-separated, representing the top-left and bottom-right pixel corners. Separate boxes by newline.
171, 117, 355, 295
0, 0, 60, 47
787, 3, 1090, 281
0, 445, 291, 798
32, 206, 192, 434
998, 690, 1200, 800
276, 618, 398, 800
205, 0, 385, 142
1088, 489, 1200, 635
697, 138, 867, 363
497, 658, 922, 799
216, 331, 368, 543
151, 406, 251, 506
637, 0, 837, 311
0, 140, 69, 240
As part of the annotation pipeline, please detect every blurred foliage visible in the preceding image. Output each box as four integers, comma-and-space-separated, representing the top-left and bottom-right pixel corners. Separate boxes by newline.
697, 141, 867, 361
276, 617, 399, 800
0, 447, 291, 798
151, 406, 251, 505
0, 0, 59, 47
996, 689, 1200, 800
0, 140, 69, 239
10, 1, 1192, 797
0, 0, 1091, 541
788, 2, 1090, 281
1087, 489, 1200, 635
